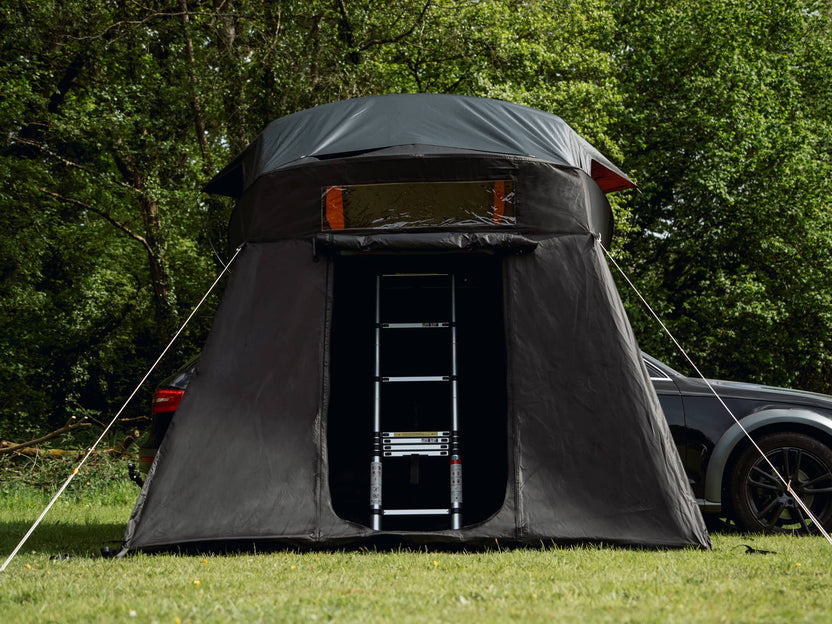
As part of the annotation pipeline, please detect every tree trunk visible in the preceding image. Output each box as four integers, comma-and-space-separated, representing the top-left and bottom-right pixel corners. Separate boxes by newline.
180, 0, 213, 173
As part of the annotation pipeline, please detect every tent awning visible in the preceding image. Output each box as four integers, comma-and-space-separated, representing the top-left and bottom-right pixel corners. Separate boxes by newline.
314, 231, 539, 255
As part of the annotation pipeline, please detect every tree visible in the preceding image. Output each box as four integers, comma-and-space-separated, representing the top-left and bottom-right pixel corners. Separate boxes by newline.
0, 1, 223, 435
1, 1, 625, 438
7, 0, 829, 441
611, 0, 832, 392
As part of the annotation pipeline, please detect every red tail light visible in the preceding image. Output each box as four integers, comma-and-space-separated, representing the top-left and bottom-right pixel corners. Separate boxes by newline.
152, 388, 185, 414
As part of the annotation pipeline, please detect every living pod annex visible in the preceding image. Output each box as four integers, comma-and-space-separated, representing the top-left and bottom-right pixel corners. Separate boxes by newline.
124, 94, 710, 550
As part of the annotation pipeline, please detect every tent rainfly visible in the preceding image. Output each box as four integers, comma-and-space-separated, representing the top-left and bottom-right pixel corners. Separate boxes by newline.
123, 94, 711, 550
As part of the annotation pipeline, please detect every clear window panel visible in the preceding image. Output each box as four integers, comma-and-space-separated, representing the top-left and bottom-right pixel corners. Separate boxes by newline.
322, 180, 515, 230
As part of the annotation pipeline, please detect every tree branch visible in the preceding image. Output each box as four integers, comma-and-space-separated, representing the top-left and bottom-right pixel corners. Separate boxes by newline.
357, 0, 432, 51
0, 417, 90, 455
69, 9, 232, 42
38, 188, 153, 257
12, 136, 137, 193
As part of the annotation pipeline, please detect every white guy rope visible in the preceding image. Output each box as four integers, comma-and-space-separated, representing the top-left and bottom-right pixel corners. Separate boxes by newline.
0, 244, 246, 573
599, 240, 832, 546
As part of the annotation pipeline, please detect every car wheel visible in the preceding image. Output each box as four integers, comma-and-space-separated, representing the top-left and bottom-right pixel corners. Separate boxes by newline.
730, 432, 832, 533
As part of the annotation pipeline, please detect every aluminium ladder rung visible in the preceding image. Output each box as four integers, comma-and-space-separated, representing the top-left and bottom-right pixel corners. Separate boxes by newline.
383, 508, 451, 516
381, 322, 450, 329
383, 431, 450, 439
381, 375, 449, 382
382, 431, 450, 456
383, 450, 448, 457
381, 273, 449, 277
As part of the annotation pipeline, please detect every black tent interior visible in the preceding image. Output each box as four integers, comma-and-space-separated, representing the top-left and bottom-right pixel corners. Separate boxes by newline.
328, 253, 508, 531
123, 94, 711, 550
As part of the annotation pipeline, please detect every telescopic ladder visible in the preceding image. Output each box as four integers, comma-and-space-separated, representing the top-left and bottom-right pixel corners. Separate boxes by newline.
370, 273, 462, 530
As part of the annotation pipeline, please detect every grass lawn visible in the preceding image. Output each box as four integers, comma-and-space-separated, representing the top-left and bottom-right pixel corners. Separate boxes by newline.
2, 460, 832, 623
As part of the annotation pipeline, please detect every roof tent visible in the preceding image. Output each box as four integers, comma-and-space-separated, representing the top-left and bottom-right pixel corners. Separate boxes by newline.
124, 94, 710, 550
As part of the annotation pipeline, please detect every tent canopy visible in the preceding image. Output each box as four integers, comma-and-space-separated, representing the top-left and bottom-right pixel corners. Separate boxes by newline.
205, 93, 635, 198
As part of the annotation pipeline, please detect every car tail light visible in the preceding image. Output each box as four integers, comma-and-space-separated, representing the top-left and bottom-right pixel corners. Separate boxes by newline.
152, 388, 185, 414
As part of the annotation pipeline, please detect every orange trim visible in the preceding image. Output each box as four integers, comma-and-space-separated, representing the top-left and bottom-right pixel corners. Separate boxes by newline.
493, 181, 505, 224
325, 186, 345, 230
591, 161, 636, 193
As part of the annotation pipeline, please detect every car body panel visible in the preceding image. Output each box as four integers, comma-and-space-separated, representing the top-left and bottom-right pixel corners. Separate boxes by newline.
643, 353, 832, 515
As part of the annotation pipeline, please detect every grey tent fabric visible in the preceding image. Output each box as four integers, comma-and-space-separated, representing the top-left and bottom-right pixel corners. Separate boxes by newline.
124, 95, 710, 551
124, 241, 326, 546
227, 154, 616, 247
204, 93, 634, 197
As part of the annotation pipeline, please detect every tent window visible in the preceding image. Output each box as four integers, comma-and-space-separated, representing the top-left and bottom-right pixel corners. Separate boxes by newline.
321, 180, 515, 231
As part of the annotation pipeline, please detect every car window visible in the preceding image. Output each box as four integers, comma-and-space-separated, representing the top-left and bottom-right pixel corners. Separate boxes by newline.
644, 360, 671, 381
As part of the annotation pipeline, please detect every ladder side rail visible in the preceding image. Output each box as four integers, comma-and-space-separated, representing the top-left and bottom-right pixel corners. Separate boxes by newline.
371, 274, 383, 530
449, 274, 463, 529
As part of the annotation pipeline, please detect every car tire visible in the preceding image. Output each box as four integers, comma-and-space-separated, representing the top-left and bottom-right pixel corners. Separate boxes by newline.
730, 432, 832, 534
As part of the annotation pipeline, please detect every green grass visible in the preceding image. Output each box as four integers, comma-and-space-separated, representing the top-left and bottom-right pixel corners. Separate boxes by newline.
2, 457, 832, 623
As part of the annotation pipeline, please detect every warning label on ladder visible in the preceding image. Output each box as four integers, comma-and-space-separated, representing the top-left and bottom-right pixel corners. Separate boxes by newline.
383, 431, 449, 438
450, 457, 462, 504
370, 461, 382, 506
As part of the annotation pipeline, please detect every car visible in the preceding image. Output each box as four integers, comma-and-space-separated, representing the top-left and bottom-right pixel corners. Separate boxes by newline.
643, 353, 832, 533
135, 354, 832, 534
135, 359, 195, 475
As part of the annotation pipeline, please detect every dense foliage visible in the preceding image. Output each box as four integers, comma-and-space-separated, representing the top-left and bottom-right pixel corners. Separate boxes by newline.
2, 0, 831, 438
613, 0, 832, 387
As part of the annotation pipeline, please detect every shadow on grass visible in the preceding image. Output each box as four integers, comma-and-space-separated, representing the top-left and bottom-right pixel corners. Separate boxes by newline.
0, 520, 126, 557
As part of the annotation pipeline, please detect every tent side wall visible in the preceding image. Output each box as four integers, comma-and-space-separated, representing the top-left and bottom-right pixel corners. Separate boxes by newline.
501, 235, 709, 547
125, 232, 709, 550
124, 241, 340, 549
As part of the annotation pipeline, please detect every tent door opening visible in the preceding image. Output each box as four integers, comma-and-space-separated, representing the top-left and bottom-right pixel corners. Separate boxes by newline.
327, 254, 508, 532
371, 273, 462, 530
